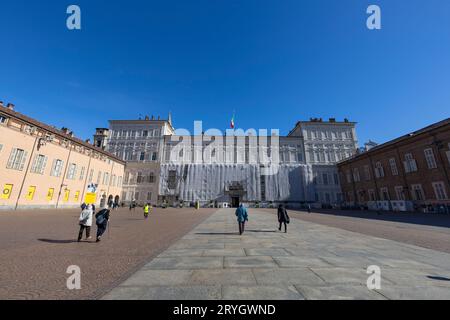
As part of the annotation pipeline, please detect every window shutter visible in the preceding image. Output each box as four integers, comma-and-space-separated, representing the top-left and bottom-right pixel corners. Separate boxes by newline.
59, 161, 64, 177
411, 160, 417, 172
403, 161, 409, 173
41, 156, 48, 174
19, 151, 28, 171
7, 148, 17, 169
30, 155, 38, 173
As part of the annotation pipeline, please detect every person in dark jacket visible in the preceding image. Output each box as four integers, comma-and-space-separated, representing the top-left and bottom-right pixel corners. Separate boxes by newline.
235, 204, 248, 235
95, 208, 110, 242
277, 204, 290, 233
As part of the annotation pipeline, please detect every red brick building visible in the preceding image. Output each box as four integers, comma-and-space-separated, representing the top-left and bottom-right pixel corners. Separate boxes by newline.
337, 119, 450, 213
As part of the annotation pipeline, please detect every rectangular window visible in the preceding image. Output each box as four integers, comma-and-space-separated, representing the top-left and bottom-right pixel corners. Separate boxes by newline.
380, 187, 390, 201
140, 152, 146, 161
346, 170, 352, 183
0, 144, 3, 152
168, 170, 177, 190
424, 148, 437, 169
389, 158, 398, 176
368, 189, 376, 201
30, 154, 48, 174
432, 182, 448, 200
74, 191, 80, 202
152, 152, 158, 161
411, 184, 425, 201
66, 163, 77, 180
374, 162, 385, 178
404, 153, 418, 173
103, 173, 110, 185
147, 192, 152, 201
334, 173, 339, 185
88, 169, 94, 183
364, 165, 371, 180
50, 159, 64, 177
0, 115, 8, 124
322, 173, 329, 185
97, 171, 102, 184
352, 168, 360, 182
79, 166, 85, 181
6, 148, 28, 171
395, 186, 406, 201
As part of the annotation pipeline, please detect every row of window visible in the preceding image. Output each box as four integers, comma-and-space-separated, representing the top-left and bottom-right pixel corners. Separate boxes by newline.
308, 150, 353, 163
305, 129, 353, 141
346, 148, 440, 183
353, 181, 448, 202
313, 172, 340, 186
4, 148, 123, 188
123, 172, 156, 185
110, 129, 161, 139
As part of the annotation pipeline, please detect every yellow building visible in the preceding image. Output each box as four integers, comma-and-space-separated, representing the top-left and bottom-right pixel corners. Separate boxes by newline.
0, 102, 125, 210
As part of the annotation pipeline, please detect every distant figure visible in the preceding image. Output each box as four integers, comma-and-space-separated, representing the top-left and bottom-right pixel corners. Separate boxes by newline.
277, 204, 290, 233
95, 208, 110, 242
235, 204, 248, 235
307, 204, 311, 213
129, 200, 136, 212
78, 204, 94, 242
143, 203, 150, 219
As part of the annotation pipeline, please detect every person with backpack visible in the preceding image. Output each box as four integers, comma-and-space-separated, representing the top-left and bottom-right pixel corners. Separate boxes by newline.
235, 204, 248, 235
277, 204, 290, 233
95, 207, 111, 242
78, 204, 94, 242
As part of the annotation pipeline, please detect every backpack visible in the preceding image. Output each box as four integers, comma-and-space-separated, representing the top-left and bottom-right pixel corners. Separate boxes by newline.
96, 209, 109, 225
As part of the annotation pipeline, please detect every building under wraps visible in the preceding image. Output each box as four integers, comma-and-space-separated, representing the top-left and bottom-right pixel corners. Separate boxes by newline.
104, 116, 358, 208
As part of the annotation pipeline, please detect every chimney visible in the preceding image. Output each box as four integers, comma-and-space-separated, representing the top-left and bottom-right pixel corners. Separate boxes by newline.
0, 101, 3, 107
6, 103, 15, 110
158, 116, 161, 120
145, 115, 149, 120
85, 139, 91, 144
61, 127, 70, 134
151, 115, 155, 120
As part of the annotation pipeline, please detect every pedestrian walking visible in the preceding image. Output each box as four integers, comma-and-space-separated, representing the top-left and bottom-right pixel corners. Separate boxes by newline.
235, 204, 248, 235
143, 203, 150, 219
307, 203, 311, 213
78, 204, 94, 242
95, 207, 111, 242
277, 204, 290, 233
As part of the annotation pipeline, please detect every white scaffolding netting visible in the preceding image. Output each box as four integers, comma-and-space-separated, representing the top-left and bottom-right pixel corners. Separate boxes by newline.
159, 163, 315, 202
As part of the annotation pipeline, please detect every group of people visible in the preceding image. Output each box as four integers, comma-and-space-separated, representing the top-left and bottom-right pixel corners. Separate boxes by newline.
78, 203, 111, 242
235, 204, 290, 235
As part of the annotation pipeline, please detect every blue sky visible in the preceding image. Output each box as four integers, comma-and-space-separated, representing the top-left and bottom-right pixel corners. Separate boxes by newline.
0, 0, 449, 144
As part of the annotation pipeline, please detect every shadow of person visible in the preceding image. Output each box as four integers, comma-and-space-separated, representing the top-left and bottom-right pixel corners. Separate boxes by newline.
427, 275, 450, 282
38, 239, 79, 244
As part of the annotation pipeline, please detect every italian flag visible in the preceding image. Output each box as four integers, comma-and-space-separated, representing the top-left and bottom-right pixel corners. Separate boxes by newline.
230, 113, 235, 129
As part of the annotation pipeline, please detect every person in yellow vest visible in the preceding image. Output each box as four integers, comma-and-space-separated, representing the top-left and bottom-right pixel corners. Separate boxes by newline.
144, 203, 150, 219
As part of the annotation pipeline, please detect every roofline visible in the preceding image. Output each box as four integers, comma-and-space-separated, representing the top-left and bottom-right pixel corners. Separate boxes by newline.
337, 117, 450, 166
0, 106, 125, 164
287, 120, 357, 137
108, 119, 175, 132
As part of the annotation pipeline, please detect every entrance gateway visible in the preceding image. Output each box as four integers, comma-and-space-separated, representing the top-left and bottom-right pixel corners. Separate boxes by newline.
227, 182, 245, 208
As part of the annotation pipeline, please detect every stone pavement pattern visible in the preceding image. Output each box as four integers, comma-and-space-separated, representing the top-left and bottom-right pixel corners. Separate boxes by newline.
103, 208, 450, 300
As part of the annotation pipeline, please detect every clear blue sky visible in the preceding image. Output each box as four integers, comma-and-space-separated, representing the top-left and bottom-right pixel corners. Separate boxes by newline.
0, 0, 449, 144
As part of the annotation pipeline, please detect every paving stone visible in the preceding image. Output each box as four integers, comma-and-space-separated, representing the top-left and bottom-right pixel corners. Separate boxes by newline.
189, 269, 256, 285
245, 248, 292, 256
252, 268, 325, 286
140, 285, 222, 300
295, 285, 386, 300
102, 286, 147, 300
202, 249, 246, 257
144, 257, 223, 270
274, 256, 332, 268
120, 270, 193, 287
224, 256, 278, 268
222, 285, 304, 300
